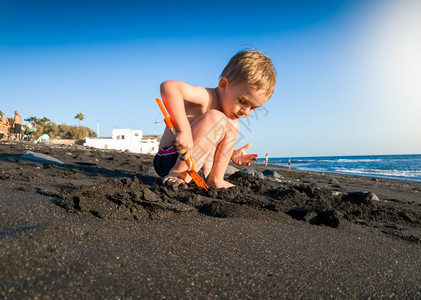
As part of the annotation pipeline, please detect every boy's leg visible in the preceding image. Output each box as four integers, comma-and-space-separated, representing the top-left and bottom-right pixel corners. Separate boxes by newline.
165, 110, 228, 184
205, 118, 239, 188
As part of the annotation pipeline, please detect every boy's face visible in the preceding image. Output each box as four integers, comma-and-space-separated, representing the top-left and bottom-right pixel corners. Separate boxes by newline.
219, 78, 269, 120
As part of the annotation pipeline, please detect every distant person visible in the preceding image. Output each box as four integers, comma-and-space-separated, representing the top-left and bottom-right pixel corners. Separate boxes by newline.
0, 112, 10, 140
265, 153, 268, 167
288, 157, 291, 169
13, 110, 22, 140
154, 49, 276, 188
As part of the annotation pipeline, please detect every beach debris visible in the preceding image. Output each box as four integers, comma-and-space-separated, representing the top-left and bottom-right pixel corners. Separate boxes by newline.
21, 150, 64, 165
270, 177, 284, 183
35, 133, 51, 144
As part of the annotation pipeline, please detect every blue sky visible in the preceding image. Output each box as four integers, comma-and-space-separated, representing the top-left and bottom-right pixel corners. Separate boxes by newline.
1, 0, 420, 157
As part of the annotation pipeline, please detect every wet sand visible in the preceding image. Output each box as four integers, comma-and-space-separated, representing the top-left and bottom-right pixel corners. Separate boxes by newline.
0, 141, 420, 298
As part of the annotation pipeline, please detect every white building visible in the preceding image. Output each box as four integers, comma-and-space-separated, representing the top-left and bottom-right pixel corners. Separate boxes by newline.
84, 129, 158, 154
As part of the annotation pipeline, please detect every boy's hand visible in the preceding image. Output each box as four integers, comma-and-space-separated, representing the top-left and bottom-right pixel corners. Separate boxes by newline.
174, 131, 194, 160
231, 143, 258, 166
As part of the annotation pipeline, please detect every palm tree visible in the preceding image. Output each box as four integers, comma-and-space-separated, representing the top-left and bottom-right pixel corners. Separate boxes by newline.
74, 113, 85, 126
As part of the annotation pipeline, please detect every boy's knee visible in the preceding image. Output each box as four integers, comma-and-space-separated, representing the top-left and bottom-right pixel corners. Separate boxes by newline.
198, 110, 228, 143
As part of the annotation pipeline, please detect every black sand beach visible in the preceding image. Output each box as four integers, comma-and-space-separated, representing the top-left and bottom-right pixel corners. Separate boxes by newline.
1, 141, 420, 298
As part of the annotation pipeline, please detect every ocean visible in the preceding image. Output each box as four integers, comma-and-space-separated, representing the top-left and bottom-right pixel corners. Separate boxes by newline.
258, 154, 421, 182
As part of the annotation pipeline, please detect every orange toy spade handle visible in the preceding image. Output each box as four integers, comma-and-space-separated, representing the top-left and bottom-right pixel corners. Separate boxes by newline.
156, 98, 175, 133
156, 98, 191, 160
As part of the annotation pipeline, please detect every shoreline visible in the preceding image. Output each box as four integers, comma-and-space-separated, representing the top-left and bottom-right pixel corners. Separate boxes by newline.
256, 153, 421, 183
252, 163, 421, 206
1, 141, 420, 298
261, 162, 421, 183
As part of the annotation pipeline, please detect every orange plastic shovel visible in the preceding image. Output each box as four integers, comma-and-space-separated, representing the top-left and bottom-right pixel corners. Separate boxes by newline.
156, 98, 209, 190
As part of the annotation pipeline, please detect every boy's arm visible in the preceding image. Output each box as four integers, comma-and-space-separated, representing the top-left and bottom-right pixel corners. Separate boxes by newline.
160, 80, 210, 159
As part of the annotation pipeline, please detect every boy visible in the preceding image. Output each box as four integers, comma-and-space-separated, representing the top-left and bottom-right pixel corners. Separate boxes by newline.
154, 49, 276, 188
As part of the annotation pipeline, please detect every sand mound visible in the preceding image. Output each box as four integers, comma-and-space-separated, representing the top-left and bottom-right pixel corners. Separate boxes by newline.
56, 171, 420, 243
58, 177, 194, 221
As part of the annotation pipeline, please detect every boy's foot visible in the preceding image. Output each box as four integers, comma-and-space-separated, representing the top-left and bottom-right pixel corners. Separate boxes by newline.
206, 179, 235, 189
217, 180, 235, 189
163, 176, 188, 189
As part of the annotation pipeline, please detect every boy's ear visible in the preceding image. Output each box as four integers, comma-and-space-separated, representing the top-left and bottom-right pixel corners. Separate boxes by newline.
218, 77, 229, 94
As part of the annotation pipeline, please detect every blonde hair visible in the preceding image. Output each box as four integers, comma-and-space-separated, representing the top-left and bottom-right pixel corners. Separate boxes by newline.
220, 49, 277, 97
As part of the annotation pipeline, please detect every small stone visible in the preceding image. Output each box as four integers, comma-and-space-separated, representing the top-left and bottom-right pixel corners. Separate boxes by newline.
242, 168, 264, 180
368, 192, 380, 201
225, 165, 239, 176
262, 169, 281, 178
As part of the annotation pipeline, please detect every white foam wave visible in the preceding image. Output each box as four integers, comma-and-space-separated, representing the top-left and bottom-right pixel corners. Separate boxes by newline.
332, 167, 421, 178
336, 159, 382, 163
284, 158, 384, 164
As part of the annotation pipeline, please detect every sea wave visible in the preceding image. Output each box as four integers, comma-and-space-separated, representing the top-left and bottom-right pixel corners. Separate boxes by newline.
271, 158, 384, 164
264, 154, 421, 181
336, 159, 382, 163
332, 167, 421, 179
